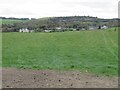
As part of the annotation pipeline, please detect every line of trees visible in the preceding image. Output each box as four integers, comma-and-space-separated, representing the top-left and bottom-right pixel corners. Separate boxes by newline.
1, 16, 118, 32
0, 17, 30, 20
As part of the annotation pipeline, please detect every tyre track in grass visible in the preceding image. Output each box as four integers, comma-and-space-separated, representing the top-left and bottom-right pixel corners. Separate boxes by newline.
109, 39, 118, 48
102, 32, 118, 61
105, 32, 118, 62
106, 32, 118, 48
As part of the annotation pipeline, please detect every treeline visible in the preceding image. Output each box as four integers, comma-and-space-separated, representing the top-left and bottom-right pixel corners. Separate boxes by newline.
0, 17, 30, 20
1, 16, 118, 32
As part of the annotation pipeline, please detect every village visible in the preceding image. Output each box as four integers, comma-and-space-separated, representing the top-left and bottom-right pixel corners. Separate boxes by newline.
19, 25, 108, 33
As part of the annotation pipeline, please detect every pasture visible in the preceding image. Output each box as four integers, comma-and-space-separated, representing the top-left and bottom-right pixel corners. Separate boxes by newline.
2, 28, 118, 76
1, 19, 29, 25
0, 33, 1, 66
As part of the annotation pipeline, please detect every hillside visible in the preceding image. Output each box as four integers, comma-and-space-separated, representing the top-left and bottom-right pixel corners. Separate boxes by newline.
0, 17, 30, 25
1, 16, 118, 32
1, 19, 29, 25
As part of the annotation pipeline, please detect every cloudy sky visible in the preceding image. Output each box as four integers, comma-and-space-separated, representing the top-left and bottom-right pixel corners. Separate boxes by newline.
0, 0, 119, 19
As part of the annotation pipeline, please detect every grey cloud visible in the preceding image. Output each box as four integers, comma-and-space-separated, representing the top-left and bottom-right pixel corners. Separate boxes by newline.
0, 8, 34, 15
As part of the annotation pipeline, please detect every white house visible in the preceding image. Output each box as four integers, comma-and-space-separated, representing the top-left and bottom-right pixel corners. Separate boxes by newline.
101, 25, 108, 29
82, 28, 86, 30
30, 30, 34, 32
73, 28, 77, 31
19, 28, 34, 32
89, 26, 96, 30
44, 30, 52, 33
19, 28, 29, 32
56, 27, 62, 30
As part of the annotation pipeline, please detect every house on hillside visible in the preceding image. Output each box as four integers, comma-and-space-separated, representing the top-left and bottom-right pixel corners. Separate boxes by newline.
101, 25, 108, 29
56, 27, 62, 30
30, 30, 34, 32
73, 28, 77, 31
89, 26, 98, 30
55, 27, 63, 32
82, 28, 86, 30
44, 30, 53, 33
19, 28, 29, 32
19, 28, 34, 32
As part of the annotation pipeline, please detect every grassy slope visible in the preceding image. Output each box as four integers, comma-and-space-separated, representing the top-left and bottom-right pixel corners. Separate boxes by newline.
3, 29, 118, 76
1, 19, 29, 25
0, 33, 1, 66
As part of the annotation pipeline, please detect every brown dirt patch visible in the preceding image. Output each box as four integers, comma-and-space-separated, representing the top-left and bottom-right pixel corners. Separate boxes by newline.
2, 68, 118, 88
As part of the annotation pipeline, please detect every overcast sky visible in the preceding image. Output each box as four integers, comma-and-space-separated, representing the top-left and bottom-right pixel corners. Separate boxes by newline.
0, 0, 119, 19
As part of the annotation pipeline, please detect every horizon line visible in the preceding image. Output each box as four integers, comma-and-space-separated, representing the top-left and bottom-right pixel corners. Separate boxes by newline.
0, 15, 118, 19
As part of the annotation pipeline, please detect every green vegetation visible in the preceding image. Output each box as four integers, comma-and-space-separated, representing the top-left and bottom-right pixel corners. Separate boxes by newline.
2, 19, 29, 25
3, 28, 118, 76
0, 33, 2, 67
2, 16, 118, 32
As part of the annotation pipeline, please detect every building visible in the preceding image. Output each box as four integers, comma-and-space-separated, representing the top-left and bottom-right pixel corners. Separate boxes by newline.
19, 28, 29, 32
101, 25, 108, 29
89, 26, 98, 30
44, 30, 53, 32
56, 27, 62, 30
19, 28, 34, 32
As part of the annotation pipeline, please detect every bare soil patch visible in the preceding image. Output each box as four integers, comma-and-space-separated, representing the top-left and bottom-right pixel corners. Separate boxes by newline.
2, 68, 118, 88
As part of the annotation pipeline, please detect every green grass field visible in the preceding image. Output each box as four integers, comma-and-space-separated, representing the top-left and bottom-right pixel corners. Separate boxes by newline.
2, 28, 118, 76
1, 19, 29, 25
0, 33, 2, 66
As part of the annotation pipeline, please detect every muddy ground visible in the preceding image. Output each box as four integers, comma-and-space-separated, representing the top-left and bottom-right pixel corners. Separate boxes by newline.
2, 68, 118, 88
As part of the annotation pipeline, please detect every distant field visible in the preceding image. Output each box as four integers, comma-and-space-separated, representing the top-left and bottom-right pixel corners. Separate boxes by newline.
2, 28, 118, 76
1, 19, 29, 25
0, 33, 1, 66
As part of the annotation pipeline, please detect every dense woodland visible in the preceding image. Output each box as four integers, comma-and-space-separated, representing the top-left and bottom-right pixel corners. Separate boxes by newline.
1, 16, 118, 32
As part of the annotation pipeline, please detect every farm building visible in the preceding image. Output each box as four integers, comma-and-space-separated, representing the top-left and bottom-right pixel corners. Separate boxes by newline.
19, 28, 29, 32
89, 26, 98, 30
55, 27, 62, 30
19, 28, 34, 32
101, 25, 108, 29
55, 27, 64, 32
44, 30, 53, 33
82, 28, 86, 30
